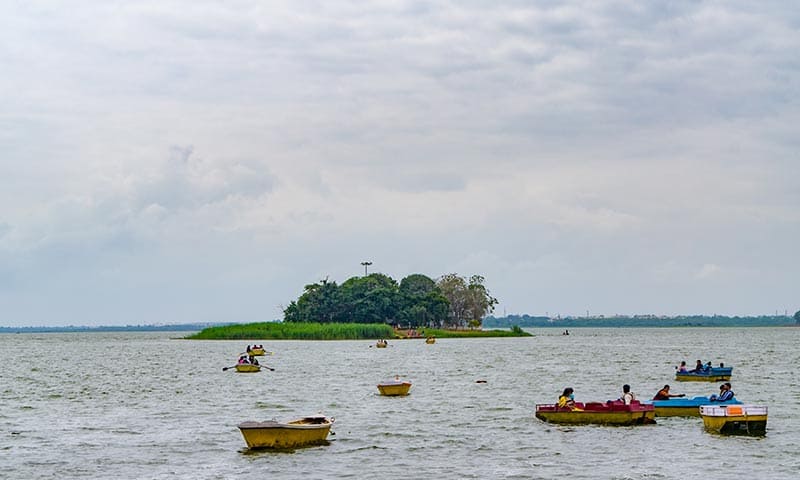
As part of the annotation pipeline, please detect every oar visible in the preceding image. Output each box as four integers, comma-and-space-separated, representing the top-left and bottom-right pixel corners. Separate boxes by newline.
258, 365, 275, 371
222, 365, 238, 371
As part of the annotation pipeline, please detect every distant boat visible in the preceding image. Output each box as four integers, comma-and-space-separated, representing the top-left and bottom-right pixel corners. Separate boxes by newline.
249, 347, 266, 356
647, 396, 742, 417
235, 364, 262, 373
238, 415, 334, 449
535, 400, 656, 426
700, 405, 767, 436
425, 336, 436, 344
675, 367, 732, 382
377, 379, 412, 396
375, 340, 388, 348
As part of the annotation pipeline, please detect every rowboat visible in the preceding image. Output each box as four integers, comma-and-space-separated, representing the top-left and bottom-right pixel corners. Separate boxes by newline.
375, 340, 387, 348
675, 367, 732, 382
700, 405, 767, 436
238, 415, 334, 449
648, 396, 742, 417
377, 379, 412, 396
425, 337, 436, 344
249, 347, 266, 356
535, 400, 656, 425
235, 364, 262, 373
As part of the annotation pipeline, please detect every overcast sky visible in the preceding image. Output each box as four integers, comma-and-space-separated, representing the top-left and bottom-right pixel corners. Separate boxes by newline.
1, 1, 798, 326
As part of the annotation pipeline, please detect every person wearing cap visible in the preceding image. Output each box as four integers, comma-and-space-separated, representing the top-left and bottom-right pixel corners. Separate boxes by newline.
709, 382, 735, 402
653, 385, 685, 400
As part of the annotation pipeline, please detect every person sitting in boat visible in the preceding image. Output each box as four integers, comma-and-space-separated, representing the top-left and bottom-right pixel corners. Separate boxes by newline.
248, 355, 259, 366
238, 355, 248, 365
703, 361, 712, 372
246, 345, 252, 353
709, 383, 734, 402
558, 388, 576, 409
620, 384, 636, 405
689, 360, 704, 373
653, 384, 685, 400
677, 361, 688, 373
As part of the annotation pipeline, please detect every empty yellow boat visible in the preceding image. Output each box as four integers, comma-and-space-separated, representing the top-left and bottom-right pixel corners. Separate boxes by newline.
238, 415, 334, 449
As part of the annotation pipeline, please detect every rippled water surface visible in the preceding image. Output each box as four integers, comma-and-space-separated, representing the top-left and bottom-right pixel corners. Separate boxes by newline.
2, 328, 799, 479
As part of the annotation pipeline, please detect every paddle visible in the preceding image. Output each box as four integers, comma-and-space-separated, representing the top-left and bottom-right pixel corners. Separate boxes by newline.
259, 365, 275, 372
222, 365, 237, 371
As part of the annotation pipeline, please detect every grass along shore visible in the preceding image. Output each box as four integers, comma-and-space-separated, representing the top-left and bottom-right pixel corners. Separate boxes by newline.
186, 322, 531, 340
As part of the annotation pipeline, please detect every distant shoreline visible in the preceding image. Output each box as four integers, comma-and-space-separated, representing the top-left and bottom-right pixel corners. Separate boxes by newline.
0, 323, 230, 334
484, 314, 795, 329
2, 316, 797, 334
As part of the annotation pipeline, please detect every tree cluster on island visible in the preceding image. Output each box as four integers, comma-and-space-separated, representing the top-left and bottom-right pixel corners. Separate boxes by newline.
282, 273, 498, 328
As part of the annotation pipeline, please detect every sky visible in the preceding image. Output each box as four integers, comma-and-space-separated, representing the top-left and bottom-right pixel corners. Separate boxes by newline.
1, 1, 798, 326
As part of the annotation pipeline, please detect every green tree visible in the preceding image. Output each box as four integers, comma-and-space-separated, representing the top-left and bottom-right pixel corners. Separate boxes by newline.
398, 274, 449, 327
283, 278, 341, 323
337, 273, 401, 324
794, 310, 800, 324
436, 273, 498, 328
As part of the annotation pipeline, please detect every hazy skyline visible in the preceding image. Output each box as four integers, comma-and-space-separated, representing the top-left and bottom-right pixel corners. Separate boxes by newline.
1, 1, 798, 326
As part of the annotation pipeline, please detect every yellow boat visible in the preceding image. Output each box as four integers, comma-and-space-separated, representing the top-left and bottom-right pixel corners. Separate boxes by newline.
375, 340, 387, 348
700, 404, 767, 436
249, 347, 266, 356
238, 415, 334, 449
425, 336, 436, 344
377, 379, 412, 396
535, 401, 656, 425
235, 364, 262, 373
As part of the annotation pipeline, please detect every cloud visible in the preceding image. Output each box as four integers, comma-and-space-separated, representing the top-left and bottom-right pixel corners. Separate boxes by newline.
695, 263, 722, 279
0, 1, 798, 324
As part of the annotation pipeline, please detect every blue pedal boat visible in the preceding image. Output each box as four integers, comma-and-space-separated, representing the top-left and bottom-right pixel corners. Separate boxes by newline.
675, 367, 732, 382
648, 396, 742, 417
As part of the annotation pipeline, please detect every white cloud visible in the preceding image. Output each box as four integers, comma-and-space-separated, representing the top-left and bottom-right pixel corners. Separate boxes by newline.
0, 0, 798, 324
695, 263, 722, 279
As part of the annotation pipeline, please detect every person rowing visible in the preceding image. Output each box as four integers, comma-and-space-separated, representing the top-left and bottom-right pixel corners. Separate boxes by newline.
653, 384, 685, 400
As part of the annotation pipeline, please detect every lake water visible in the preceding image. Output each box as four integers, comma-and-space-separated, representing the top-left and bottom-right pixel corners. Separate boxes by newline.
1, 328, 798, 479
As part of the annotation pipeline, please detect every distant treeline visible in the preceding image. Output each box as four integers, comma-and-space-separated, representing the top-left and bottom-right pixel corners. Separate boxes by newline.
0, 323, 234, 333
484, 314, 796, 328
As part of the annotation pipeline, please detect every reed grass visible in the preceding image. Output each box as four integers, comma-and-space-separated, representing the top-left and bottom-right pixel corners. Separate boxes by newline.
186, 322, 531, 340
186, 322, 395, 340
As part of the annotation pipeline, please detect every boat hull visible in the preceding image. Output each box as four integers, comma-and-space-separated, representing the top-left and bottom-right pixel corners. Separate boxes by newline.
249, 348, 266, 356
675, 367, 733, 382
651, 396, 742, 417
375, 342, 387, 348
235, 364, 261, 373
535, 401, 656, 426
238, 417, 333, 449
425, 337, 436, 344
377, 382, 412, 396
700, 405, 767, 436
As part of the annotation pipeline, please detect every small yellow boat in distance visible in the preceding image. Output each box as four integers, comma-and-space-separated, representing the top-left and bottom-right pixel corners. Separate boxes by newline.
375, 340, 388, 348
700, 404, 767, 436
249, 347, 266, 356
238, 415, 334, 449
377, 379, 412, 396
235, 364, 262, 373
425, 336, 436, 344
